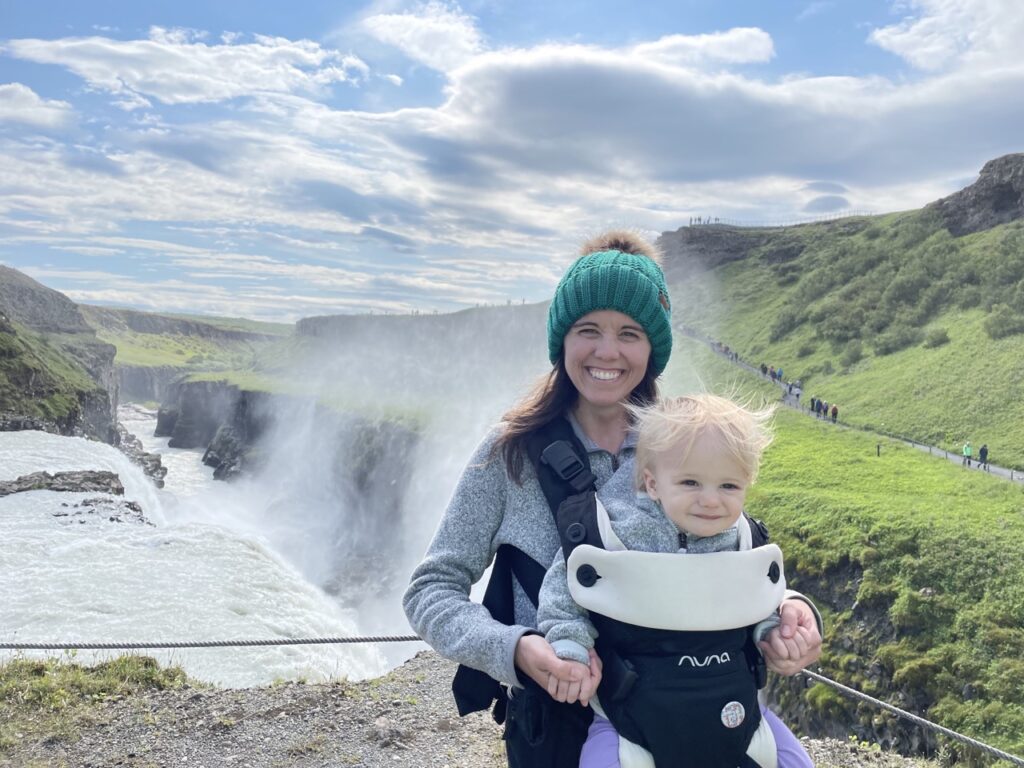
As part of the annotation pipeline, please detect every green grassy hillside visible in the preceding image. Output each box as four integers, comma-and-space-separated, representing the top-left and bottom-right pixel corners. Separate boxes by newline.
80, 306, 291, 370
663, 337, 1024, 759
0, 318, 110, 428
759, 407, 1024, 754
664, 211, 1024, 468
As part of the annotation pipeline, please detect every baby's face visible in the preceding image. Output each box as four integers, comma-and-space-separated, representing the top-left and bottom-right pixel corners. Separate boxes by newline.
642, 431, 749, 539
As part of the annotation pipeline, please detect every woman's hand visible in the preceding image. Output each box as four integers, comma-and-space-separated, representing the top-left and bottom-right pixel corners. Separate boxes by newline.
758, 598, 822, 675
514, 634, 602, 705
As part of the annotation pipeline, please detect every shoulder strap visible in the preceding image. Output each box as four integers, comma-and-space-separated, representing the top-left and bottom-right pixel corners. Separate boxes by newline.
554, 491, 601, 561
745, 512, 770, 548
525, 416, 596, 520
451, 418, 597, 719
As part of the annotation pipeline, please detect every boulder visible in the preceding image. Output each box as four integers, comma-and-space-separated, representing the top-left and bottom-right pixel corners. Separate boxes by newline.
927, 153, 1024, 235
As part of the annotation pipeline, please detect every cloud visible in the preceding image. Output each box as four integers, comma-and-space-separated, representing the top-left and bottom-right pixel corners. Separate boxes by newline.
361, 1, 484, 72
869, 0, 1022, 71
0, 83, 74, 128
632, 28, 775, 67
803, 181, 848, 193
49, 245, 125, 257
803, 194, 850, 213
5, 11, 1024, 320
3, 27, 369, 106
797, 2, 834, 22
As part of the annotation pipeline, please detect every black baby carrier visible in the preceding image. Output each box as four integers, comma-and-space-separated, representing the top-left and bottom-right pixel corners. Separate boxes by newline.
555, 488, 785, 767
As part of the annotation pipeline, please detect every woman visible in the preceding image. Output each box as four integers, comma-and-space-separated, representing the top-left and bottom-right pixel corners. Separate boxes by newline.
404, 231, 821, 767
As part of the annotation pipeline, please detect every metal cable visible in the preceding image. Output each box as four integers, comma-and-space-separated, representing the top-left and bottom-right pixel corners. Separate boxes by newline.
3, 634, 1021, 764
0, 635, 423, 651
801, 669, 1024, 766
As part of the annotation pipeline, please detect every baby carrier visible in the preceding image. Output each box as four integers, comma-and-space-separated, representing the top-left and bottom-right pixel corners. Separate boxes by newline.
451, 419, 786, 768
555, 476, 786, 767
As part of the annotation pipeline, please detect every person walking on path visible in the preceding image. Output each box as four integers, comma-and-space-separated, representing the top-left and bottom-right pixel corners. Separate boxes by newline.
830, 404, 838, 423
962, 441, 972, 467
979, 444, 989, 471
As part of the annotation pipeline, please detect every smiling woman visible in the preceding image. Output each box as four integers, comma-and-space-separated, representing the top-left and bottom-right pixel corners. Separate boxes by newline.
403, 230, 822, 768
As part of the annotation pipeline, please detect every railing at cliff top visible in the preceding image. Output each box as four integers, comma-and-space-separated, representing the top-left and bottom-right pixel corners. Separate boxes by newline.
686, 210, 875, 228
2, 635, 1022, 765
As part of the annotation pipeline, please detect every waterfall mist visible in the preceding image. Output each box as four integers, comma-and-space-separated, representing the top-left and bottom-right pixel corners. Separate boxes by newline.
188, 304, 554, 669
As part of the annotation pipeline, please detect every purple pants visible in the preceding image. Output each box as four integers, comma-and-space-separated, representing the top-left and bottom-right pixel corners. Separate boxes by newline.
579, 708, 813, 767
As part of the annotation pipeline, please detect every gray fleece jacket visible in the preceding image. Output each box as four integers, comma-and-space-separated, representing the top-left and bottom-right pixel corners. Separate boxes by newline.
402, 413, 640, 687
537, 493, 781, 665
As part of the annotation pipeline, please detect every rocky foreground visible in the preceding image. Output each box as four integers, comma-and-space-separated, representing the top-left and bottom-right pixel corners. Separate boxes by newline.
3, 651, 940, 768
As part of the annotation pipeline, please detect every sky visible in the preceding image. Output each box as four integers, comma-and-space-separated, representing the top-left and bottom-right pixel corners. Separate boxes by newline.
1, 0, 1022, 322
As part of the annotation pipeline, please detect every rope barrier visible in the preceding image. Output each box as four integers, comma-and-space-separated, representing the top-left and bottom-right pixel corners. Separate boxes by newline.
3, 634, 1021, 763
801, 669, 1024, 766
0, 634, 423, 651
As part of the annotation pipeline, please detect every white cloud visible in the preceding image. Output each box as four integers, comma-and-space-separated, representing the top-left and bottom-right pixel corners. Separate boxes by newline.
383, 73, 404, 86
0, 83, 74, 128
5, 10, 1024, 320
3, 28, 369, 106
361, 1, 483, 72
632, 28, 775, 67
869, 0, 1023, 71
49, 245, 125, 257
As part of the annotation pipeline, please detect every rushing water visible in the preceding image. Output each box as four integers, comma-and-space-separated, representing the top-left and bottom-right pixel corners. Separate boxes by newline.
0, 420, 391, 687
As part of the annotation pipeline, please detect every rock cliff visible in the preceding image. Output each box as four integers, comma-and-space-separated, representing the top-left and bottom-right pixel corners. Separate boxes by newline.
81, 305, 280, 342
0, 266, 118, 443
117, 365, 188, 403
927, 153, 1024, 236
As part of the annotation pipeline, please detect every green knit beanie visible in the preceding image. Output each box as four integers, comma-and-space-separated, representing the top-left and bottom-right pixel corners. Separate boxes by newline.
547, 249, 673, 374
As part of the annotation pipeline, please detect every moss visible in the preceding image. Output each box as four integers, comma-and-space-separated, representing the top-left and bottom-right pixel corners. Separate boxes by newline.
0, 655, 194, 755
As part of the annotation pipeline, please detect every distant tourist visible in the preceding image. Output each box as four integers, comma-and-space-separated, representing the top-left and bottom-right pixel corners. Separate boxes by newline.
979, 444, 989, 471
831, 404, 838, 423
962, 441, 972, 467
403, 230, 821, 768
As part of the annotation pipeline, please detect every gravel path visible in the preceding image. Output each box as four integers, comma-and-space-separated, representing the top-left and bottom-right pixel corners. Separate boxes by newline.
3, 651, 939, 768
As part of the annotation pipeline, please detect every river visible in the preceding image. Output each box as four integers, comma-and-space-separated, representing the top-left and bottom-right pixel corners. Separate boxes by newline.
0, 408, 409, 687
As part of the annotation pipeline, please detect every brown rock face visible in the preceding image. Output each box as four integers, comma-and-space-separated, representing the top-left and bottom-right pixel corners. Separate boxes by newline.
927, 153, 1024, 236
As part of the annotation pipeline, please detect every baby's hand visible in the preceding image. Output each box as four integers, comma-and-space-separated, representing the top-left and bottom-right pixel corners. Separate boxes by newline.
546, 659, 597, 706
759, 624, 817, 674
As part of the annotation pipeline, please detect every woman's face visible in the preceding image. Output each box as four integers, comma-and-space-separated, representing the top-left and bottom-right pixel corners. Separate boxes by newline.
563, 310, 651, 409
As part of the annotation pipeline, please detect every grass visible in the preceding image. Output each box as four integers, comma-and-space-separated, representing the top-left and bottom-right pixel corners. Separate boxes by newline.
748, 409, 1024, 760
91, 326, 267, 369
659, 335, 1024, 760
0, 321, 106, 425
0, 655, 192, 755
155, 312, 292, 336
668, 211, 1024, 469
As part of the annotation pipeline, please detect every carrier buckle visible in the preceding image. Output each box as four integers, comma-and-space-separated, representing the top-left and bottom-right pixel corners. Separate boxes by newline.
541, 441, 596, 493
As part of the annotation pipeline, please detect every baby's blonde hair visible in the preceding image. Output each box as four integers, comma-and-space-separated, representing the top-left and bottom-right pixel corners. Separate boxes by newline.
632, 393, 775, 488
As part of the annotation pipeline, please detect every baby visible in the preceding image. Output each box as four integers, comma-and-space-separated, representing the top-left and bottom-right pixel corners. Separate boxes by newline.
537, 394, 809, 768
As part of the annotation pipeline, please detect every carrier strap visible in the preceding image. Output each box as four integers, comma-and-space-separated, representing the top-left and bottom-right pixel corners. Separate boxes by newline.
452, 416, 595, 720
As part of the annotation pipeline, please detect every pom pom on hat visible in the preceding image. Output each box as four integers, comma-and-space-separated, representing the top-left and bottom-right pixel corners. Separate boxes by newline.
547, 231, 673, 375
